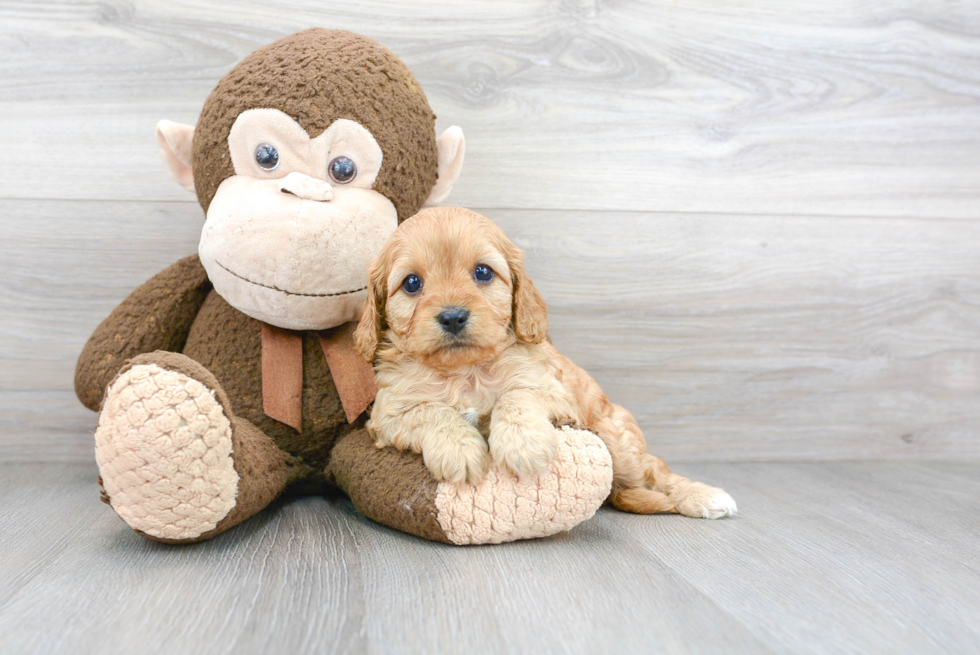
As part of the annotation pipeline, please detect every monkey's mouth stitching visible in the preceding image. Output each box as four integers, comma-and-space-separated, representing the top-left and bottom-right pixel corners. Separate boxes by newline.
216, 261, 366, 298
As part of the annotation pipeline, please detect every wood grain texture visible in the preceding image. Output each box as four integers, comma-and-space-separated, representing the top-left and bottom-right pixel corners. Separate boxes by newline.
2, 199, 977, 461
2, 4, 978, 652
1, 0, 979, 217
0, 461, 978, 655
1, 1, 978, 462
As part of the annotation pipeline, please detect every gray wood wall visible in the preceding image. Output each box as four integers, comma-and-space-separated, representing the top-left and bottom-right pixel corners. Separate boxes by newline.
2, 0, 978, 462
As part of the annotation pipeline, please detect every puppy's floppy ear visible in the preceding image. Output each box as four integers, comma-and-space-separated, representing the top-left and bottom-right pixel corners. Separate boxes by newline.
353, 247, 391, 362
506, 244, 549, 344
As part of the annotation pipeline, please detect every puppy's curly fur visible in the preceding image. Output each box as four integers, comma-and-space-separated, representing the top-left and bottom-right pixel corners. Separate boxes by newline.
354, 207, 736, 518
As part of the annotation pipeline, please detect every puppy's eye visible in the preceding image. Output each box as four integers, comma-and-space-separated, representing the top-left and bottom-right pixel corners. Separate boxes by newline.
255, 143, 279, 171
474, 264, 494, 283
402, 274, 422, 294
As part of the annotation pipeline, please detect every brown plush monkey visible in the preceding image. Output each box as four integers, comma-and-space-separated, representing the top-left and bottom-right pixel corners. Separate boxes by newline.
75, 29, 612, 545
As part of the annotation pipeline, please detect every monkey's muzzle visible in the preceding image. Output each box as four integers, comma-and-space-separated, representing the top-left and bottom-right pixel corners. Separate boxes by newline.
279, 171, 334, 202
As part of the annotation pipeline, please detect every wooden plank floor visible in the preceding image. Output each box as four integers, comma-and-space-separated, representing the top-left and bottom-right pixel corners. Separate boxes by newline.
1, 461, 977, 655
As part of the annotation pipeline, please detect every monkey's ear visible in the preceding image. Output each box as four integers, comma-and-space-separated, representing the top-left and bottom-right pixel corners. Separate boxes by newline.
155, 120, 196, 193
423, 127, 465, 207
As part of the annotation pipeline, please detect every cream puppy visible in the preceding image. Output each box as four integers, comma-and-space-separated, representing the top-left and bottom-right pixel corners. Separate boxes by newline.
353, 207, 736, 518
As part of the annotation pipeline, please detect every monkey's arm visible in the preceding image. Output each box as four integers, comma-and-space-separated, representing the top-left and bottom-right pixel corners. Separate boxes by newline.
75, 254, 211, 411
328, 426, 613, 545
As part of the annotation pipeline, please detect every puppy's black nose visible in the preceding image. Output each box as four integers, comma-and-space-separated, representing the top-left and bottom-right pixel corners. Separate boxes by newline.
437, 307, 470, 335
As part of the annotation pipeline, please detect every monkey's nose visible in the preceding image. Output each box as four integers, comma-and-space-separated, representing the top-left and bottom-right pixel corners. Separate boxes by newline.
279, 171, 333, 202
437, 307, 470, 335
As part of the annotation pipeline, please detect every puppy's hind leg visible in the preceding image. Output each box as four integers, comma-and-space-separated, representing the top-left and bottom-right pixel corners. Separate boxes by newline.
591, 408, 677, 514
593, 404, 737, 519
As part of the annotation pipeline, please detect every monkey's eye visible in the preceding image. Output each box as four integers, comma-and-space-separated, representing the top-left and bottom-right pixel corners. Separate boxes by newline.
474, 265, 494, 283
255, 144, 279, 171
401, 275, 422, 295
329, 156, 357, 184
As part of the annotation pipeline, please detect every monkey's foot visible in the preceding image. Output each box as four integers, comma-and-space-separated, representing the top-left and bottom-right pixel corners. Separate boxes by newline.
434, 427, 613, 544
95, 360, 238, 541
331, 426, 613, 545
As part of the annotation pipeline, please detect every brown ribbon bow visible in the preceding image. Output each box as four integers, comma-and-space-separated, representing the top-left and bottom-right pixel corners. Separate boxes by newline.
260, 321, 377, 431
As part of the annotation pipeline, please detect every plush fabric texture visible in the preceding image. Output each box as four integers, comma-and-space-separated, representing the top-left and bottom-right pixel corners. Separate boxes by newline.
75, 255, 357, 484
96, 351, 292, 544
155, 120, 195, 192
181, 272, 358, 479
260, 323, 305, 431
328, 429, 450, 543
423, 126, 466, 207
75, 256, 211, 411
227, 110, 385, 189
260, 323, 377, 430
136, 351, 292, 544
318, 323, 378, 423
200, 174, 397, 330
329, 427, 613, 546
96, 360, 238, 541
192, 28, 439, 222
434, 427, 613, 545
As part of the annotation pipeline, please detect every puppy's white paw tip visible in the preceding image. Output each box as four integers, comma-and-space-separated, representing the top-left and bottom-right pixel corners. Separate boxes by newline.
702, 491, 738, 519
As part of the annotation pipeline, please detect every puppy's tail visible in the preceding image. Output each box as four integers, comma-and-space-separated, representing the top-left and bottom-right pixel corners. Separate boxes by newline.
590, 403, 681, 515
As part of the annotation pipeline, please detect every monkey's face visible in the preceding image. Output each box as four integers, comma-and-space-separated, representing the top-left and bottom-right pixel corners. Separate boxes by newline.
198, 109, 398, 330
158, 30, 466, 330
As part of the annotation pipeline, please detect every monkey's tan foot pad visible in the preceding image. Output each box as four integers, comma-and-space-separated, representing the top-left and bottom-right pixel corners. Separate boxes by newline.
434, 427, 612, 545
95, 363, 238, 541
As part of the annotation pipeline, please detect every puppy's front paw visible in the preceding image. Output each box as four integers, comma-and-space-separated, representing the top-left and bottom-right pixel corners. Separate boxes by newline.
422, 426, 490, 486
489, 417, 559, 480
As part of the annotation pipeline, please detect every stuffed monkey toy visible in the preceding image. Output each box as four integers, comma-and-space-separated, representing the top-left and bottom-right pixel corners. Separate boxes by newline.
75, 29, 613, 545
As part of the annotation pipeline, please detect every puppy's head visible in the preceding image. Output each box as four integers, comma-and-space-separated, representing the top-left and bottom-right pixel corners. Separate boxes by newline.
353, 207, 548, 368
